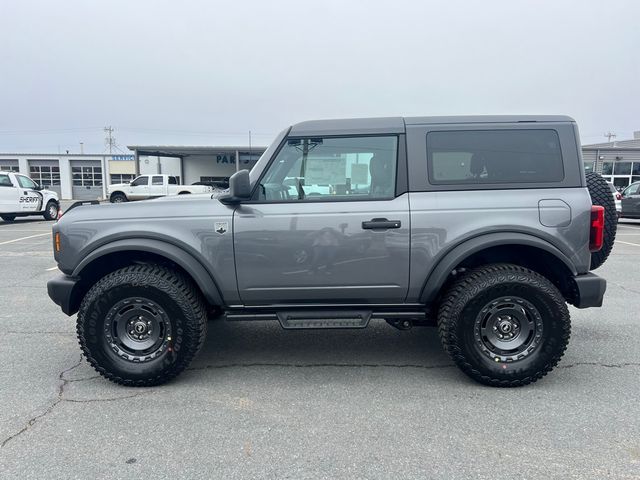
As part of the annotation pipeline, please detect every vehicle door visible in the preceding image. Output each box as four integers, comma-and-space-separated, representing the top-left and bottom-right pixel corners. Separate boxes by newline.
0, 173, 19, 213
233, 134, 410, 305
128, 176, 149, 200
14, 174, 43, 212
148, 176, 165, 197
622, 183, 640, 216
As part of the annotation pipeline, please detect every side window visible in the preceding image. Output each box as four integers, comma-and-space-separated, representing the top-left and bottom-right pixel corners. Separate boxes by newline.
427, 129, 564, 185
168, 176, 177, 185
130, 176, 148, 187
624, 184, 639, 196
0, 174, 12, 187
16, 175, 37, 189
256, 136, 398, 201
152, 176, 164, 185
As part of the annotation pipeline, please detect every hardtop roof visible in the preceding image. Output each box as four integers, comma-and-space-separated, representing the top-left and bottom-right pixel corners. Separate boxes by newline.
289, 115, 575, 136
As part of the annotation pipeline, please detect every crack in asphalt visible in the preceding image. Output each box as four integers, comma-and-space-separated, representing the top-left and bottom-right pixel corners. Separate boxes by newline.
560, 361, 640, 369
1, 355, 83, 448
0, 358, 149, 449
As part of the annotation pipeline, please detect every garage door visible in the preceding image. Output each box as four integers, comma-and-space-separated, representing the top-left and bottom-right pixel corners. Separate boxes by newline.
71, 160, 103, 200
29, 160, 62, 197
0, 160, 19, 172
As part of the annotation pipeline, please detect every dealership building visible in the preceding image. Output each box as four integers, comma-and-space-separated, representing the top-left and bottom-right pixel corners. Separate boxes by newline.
582, 132, 640, 190
0, 145, 265, 200
3, 133, 640, 200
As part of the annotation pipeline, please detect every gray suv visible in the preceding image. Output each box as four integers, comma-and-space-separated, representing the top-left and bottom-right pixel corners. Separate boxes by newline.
47, 115, 616, 387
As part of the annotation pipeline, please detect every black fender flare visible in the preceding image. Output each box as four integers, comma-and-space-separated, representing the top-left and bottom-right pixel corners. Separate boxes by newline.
419, 232, 577, 303
72, 238, 224, 306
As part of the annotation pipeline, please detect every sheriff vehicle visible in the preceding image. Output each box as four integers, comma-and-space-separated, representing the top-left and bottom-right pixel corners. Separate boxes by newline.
0, 172, 60, 222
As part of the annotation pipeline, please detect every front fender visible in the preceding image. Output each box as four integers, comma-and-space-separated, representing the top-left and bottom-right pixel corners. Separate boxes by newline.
72, 238, 224, 306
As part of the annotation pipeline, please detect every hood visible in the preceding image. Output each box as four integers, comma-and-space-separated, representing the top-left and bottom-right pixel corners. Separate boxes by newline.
59, 194, 229, 224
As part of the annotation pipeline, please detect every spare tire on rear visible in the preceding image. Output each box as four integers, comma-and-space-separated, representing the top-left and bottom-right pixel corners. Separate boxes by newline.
586, 172, 617, 270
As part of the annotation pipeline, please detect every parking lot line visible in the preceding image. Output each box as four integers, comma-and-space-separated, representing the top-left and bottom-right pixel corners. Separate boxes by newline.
0, 232, 50, 246
615, 240, 640, 247
46, 266, 58, 271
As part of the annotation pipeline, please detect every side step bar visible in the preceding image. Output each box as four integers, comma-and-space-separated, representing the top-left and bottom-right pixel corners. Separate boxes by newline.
225, 308, 430, 329
277, 310, 371, 329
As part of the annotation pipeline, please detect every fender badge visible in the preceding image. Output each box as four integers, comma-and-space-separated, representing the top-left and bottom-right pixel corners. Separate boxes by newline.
215, 222, 228, 235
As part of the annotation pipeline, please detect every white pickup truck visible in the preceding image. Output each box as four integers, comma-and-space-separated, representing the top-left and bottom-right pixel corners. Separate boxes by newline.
0, 172, 60, 222
107, 174, 213, 203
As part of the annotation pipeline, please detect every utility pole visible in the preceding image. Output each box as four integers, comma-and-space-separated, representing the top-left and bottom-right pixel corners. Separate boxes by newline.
104, 126, 116, 154
604, 132, 617, 143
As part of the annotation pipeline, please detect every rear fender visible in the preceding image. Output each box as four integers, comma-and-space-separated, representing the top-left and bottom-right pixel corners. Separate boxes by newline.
419, 232, 577, 303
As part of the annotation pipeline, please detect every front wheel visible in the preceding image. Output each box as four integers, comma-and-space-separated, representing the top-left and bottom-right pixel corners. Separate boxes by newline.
77, 264, 208, 386
43, 201, 59, 221
438, 264, 570, 387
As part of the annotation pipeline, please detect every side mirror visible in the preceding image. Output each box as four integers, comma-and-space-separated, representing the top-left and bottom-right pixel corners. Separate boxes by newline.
34, 183, 43, 191
220, 170, 251, 204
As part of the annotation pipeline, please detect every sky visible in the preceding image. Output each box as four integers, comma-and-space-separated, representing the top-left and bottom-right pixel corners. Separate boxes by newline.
0, 0, 639, 153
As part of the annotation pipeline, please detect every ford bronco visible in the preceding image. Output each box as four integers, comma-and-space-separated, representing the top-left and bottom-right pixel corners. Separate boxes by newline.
47, 116, 616, 387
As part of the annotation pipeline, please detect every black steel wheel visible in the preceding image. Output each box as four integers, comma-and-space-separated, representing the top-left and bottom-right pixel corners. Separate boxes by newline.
77, 264, 207, 386
438, 263, 570, 387
104, 297, 173, 362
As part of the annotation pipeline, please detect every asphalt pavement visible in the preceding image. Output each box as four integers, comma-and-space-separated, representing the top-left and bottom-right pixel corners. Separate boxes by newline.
0, 215, 639, 479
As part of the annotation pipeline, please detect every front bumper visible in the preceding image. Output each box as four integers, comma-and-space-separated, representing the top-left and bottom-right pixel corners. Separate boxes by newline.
572, 272, 607, 308
47, 274, 81, 316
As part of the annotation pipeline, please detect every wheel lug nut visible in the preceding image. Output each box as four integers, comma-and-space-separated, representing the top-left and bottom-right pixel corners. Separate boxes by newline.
130, 330, 134, 335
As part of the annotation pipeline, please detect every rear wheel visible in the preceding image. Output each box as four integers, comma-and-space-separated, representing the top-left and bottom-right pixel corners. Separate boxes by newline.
43, 201, 59, 221
438, 263, 570, 387
77, 264, 207, 386
586, 172, 617, 270
1, 214, 16, 222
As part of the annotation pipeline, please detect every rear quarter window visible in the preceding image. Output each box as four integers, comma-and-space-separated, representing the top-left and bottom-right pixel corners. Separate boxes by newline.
427, 129, 564, 185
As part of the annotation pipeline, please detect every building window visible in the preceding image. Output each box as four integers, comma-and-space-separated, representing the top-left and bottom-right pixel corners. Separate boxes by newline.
584, 162, 595, 173
614, 162, 632, 175
72, 166, 102, 186
30, 165, 61, 187
601, 162, 614, 175
110, 174, 135, 184
0, 165, 19, 172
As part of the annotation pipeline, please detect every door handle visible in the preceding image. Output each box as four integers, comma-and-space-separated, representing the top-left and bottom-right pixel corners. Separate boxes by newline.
362, 218, 401, 230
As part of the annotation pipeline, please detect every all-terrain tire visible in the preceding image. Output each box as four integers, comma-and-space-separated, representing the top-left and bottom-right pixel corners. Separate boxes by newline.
43, 201, 59, 221
438, 263, 570, 387
1, 214, 16, 222
77, 264, 207, 386
586, 172, 617, 270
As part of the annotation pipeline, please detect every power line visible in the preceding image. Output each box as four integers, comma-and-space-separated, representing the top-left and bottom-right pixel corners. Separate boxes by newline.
604, 131, 617, 143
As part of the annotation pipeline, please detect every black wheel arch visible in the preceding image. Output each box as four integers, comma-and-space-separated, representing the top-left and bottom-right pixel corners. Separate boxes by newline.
71, 239, 224, 312
419, 232, 578, 304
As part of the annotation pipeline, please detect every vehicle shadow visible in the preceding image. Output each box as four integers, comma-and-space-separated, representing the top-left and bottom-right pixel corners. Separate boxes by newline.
191, 319, 452, 370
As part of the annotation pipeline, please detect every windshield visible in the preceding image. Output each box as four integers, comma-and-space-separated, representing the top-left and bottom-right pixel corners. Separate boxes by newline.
249, 127, 290, 187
